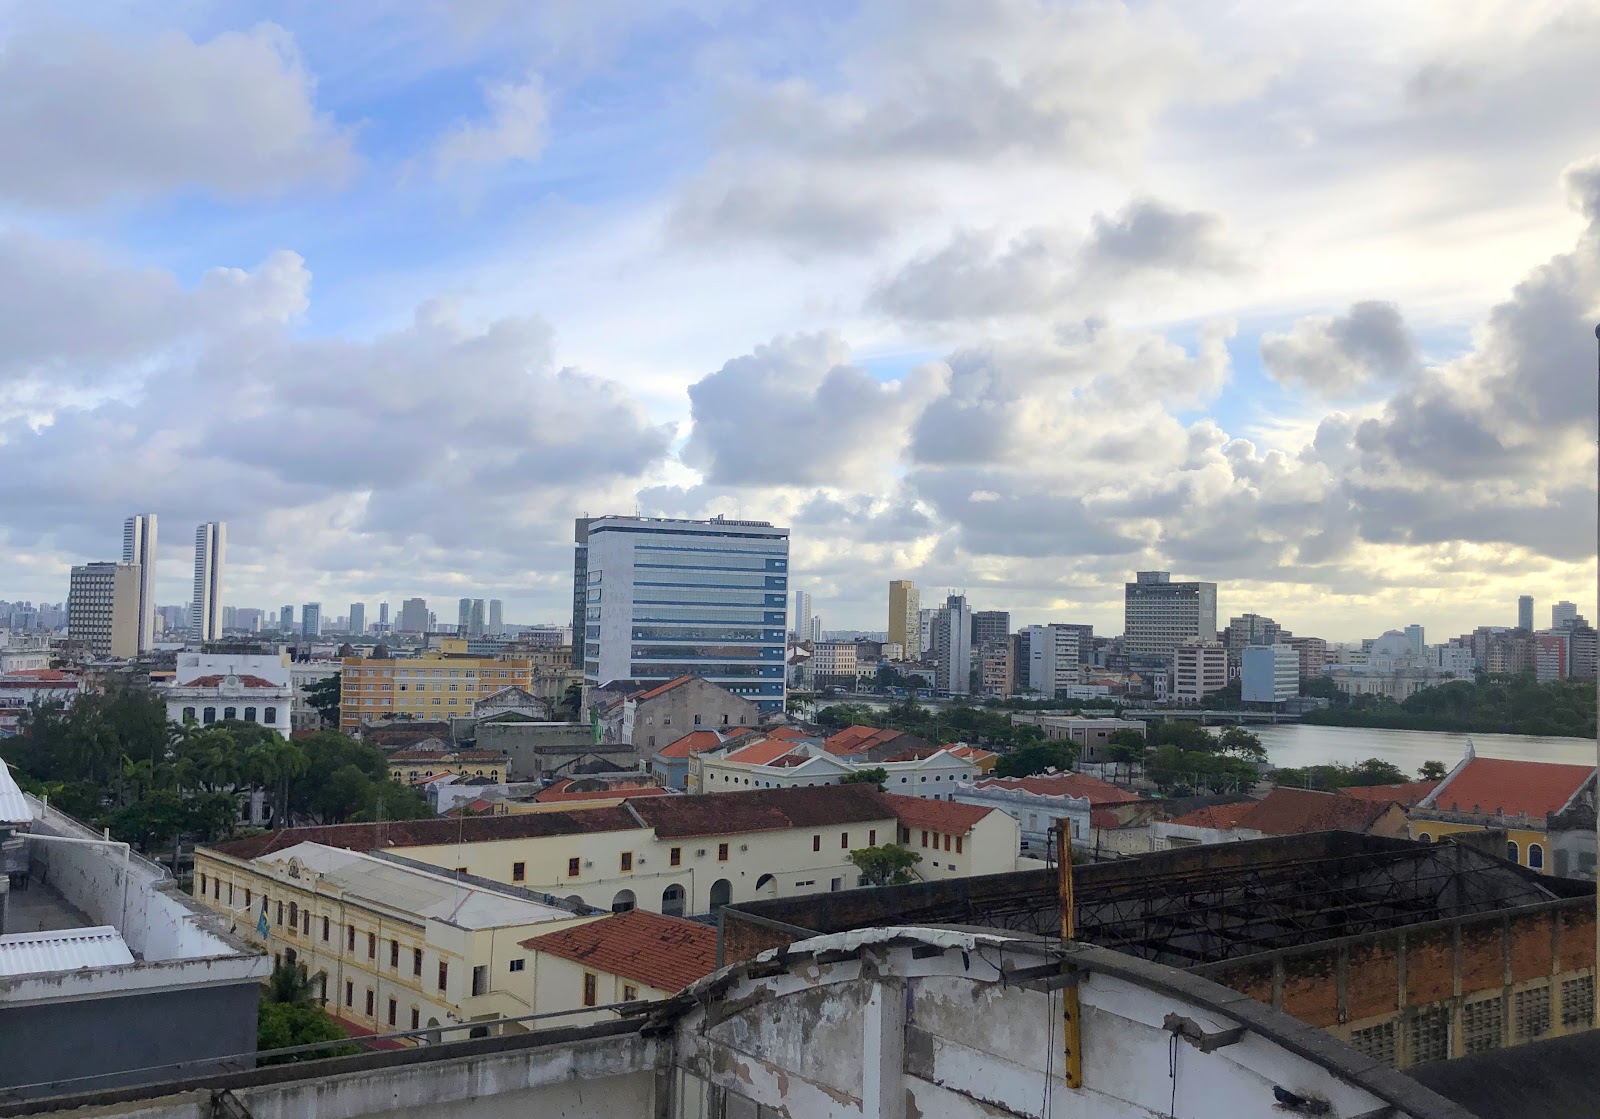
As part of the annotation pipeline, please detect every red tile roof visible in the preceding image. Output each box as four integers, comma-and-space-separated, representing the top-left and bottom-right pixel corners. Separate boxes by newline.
520, 909, 719, 992
976, 773, 1145, 806
1338, 780, 1439, 808
1423, 757, 1595, 821
0, 670, 74, 681
628, 784, 893, 839
1235, 787, 1396, 836
629, 676, 695, 703
885, 795, 996, 834
655, 730, 728, 759
179, 674, 283, 688
1167, 801, 1256, 829
531, 783, 670, 803
724, 738, 803, 765
766, 727, 815, 741
822, 726, 903, 754
207, 805, 642, 859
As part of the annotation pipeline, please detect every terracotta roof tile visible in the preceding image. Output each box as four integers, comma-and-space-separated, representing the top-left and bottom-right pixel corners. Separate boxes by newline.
629, 675, 695, 703
1423, 757, 1595, 821
1168, 801, 1256, 829
1234, 787, 1394, 836
885, 794, 996, 834
520, 910, 719, 992
724, 738, 803, 765
628, 784, 892, 839
975, 773, 1144, 805
655, 730, 727, 759
179, 674, 282, 688
1338, 779, 1439, 808
206, 805, 641, 860
766, 727, 815, 741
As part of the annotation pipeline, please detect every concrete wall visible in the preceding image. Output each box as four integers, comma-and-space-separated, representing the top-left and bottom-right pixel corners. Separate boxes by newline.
0, 980, 259, 1098
476, 722, 626, 782
626, 679, 759, 752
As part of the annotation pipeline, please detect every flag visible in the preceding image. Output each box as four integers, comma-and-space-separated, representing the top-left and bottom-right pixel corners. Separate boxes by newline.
256, 896, 270, 937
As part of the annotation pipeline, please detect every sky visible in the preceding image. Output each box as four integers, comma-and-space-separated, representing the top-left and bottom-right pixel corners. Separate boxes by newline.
1, 0, 1598, 643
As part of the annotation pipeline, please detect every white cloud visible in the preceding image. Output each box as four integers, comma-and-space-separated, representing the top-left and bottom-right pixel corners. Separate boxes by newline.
0, 23, 356, 208
435, 74, 548, 174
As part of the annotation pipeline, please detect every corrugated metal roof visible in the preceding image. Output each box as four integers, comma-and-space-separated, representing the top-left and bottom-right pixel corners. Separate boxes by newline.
0, 760, 32, 824
0, 926, 134, 976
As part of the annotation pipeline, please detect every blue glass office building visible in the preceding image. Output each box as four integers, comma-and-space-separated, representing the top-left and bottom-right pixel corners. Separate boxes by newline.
580, 515, 789, 713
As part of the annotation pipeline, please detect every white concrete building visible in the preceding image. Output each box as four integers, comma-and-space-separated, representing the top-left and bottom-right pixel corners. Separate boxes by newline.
165, 650, 294, 737
1124, 570, 1218, 660
694, 738, 982, 799
1172, 638, 1228, 704
290, 660, 341, 731
810, 641, 858, 685
0, 633, 52, 673
1020, 624, 1085, 698
955, 772, 1146, 854
190, 521, 226, 642
1240, 643, 1299, 703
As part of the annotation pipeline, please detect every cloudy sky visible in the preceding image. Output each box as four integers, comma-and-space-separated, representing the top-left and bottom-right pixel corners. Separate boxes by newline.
2, 0, 1598, 642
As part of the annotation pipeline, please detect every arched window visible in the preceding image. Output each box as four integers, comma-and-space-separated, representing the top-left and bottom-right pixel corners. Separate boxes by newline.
564, 894, 587, 911
661, 884, 686, 917
611, 889, 636, 913
755, 873, 777, 897
182, 707, 196, 722
1417, 832, 1431, 843
264, 706, 278, 724
709, 879, 732, 910
203, 707, 217, 724
289, 902, 298, 925
1507, 840, 1520, 864
1528, 843, 1545, 870
244, 707, 257, 722
222, 706, 237, 721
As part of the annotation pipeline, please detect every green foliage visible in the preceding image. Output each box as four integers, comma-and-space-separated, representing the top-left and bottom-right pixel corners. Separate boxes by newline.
815, 697, 1050, 751
1102, 728, 1148, 764
257, 1002, 358, 1064
266, 959, 314, 1007
847, 843, 922, 886
1418, 760, 1448, 781
1273, 757, 1410, 790
304, 673, 342, 725
815, 703, 875, 729
1147, 721, 1215, 752
1198, 680, 1243, 709
1215, 727, 1267, 762
1146, 745, 1258, 795
992, 742, 1077, 778
839, 767, 889, 791
873, 665, 932, 691
1299, 674, 1595, 737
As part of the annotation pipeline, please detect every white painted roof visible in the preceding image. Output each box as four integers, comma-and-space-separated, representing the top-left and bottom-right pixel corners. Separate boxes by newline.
0, 926, 135, 976
263, 843, 575, 930
0, 759, 31, 824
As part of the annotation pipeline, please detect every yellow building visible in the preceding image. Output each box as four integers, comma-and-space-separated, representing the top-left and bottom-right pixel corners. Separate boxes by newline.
192, 840, 593, 1041
340, 638, 533, 733
387, 749, 508, 785
1407, 747, 1596, 874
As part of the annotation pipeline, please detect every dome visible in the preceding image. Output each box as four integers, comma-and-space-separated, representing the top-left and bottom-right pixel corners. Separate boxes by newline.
1370, 630, 1413, 658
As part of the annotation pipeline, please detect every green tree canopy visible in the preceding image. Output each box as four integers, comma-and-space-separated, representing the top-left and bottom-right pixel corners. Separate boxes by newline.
847, 843, 922, 886
839, 767, 889, 791
1419, 760, 1448, 781
992, 742, 1077, 779
304, 673, 342, 726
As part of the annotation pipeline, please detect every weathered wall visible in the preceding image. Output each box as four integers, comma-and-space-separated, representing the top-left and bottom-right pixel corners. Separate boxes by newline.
0, 980, 260, 1098
1195, 897, 1598, 1066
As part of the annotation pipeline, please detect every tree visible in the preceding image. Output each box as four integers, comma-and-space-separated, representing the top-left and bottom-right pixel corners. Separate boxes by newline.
1418, 760, 1448, 781
1148, 720, 1215, 752
815, 703, 875, 729
1345, 757, 1408, 786
840, 767, 889, 791
993, 742, 1077, 779
266, 959, 314, 1007
304, 673, 342, 727
1215, 727, 1267, 763
1103, 728, 1147, 765
847, 843, 922, 886
560, 682, 584, 719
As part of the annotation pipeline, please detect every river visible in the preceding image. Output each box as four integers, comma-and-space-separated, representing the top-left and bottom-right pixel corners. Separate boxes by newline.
1248, 723, 1596, 773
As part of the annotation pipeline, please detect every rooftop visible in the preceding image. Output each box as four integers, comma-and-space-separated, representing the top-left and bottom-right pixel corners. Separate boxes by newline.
974, 772, 1145, 805
1167, 800, 1255, 829
1338, 779, 1439, 808
1227, 786, 1399, 836
628, 784, 895, 839
722, 737, 803, 766
520, 909, 719, 992
0, 927, 133, 977
1420, 754, 1594, 820
885, 795, 996, 834
628, 675, 695, 704
260, 843, 577, 929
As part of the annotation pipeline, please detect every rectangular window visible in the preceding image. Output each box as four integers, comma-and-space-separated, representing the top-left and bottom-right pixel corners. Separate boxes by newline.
670, 847, 681, 867
509, 958, 525, 972
583, 972, 598, 1007
956, 836, 964, 855
1562, 976, 1596, 1028
512, 861, 526, 882
365, 989, 374, 1017
245, 888, 252, 907
841, 832, 849, 849
812, 834, 820, 852
321, 915, 330, 941
438, 961, 449, 992
623, 984, 639, 1001
345, 980, 354, 1007
347, 925, 356, 951
368, 932, 377, 960
276, 901, 284, 925
413, 948, 423, 977
390, 940, 399, 968
718, 842, 729, 861
303, 910, 311, 935
411, 1008, 420, 1030
920, 830, 928, 848
620, 852, 633, 872
568, 857, 581, 877
944, 834, 952, 852
869, 829, 876, 846
199, 872, 208, 895
388, 998, 397, 1027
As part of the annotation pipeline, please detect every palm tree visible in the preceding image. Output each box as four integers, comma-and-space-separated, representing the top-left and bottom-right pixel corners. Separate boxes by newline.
265, 959, 313, 1007
199, 741, 242, 793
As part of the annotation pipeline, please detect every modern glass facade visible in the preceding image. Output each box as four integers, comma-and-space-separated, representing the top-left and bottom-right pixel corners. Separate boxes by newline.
580, 515, 789, 712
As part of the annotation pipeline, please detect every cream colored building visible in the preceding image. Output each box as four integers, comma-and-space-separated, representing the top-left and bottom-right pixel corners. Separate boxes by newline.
387, 749, 508, 785
520, 909, 720, 1026
66, 561, 141, 659
340, 637, 533, 733
694, 738, 982, 799
888, 579, 921, 660
191, 841, 593, 1042
198, 786, 1021, 924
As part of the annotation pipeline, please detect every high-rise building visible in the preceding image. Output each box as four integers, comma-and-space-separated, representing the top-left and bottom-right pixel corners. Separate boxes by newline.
1404, 624, 1425, 655
1518, 595, 1534, 631
793, 590, 813, 642
348, 603, 366, 635
971, 610, 1011, 651
398, 598, 429, 634
887, 580, 921, 660
301, 603, 322, 637
190, 522, 225, 642
458, 598, 472, 636
489, 599, 504, 636
1241, 644, 1299, 703
579, 515, 789, 712
571, 517, 594, 669
1019, 624, 1091, 698
469, 599, 486, 638
67, 562, 141, 658
120, 514, 157, 653
1281, 635, 1329, 678
808, 615, 823, 644
279, 605, 294, 632
1222, 614, 1280, 670
1568, 625, 1597, 681
378, 601, 390, 630
1173, 639, 1228, 704
931, 594, 972, 695
1124, 571, 1217, 661
1553, 601, 1578, 630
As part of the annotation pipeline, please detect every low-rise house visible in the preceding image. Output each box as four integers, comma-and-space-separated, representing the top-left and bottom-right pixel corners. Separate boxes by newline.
387, 749, 509, 785
650, 726, 759, 790
955, 772, 1146, 855
889, 796, 1020, 878
1005, 714, 1146, 762
1409, 744, 1596, 874
595, 676, 761, 753
0, 670, 83, 736
472, 685, 554, 723
520, 908, 720, 1024
1150, 786, 1410, 849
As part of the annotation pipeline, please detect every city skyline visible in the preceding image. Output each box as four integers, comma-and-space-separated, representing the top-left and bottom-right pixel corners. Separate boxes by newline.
1, 5, 1596, 642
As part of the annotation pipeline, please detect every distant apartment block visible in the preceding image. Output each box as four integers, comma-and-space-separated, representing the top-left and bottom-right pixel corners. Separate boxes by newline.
1173, 639, 1228, 704
1241, 643, 1299, 703
66, 562, 141, 658
190, 521, 225, 642
887, 580, 921, 660
1124, 571, 1217, 660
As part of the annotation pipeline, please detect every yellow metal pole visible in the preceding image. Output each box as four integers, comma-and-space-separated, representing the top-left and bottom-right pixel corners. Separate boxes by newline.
1056, 817, 1082, 1089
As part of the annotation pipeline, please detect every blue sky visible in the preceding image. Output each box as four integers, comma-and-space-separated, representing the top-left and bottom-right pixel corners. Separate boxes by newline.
1, 0, 1597, 641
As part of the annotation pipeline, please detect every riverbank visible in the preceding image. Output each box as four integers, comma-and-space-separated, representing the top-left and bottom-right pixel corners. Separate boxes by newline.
1299, 708, 1596, 739
1247, 724, 1594, 772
